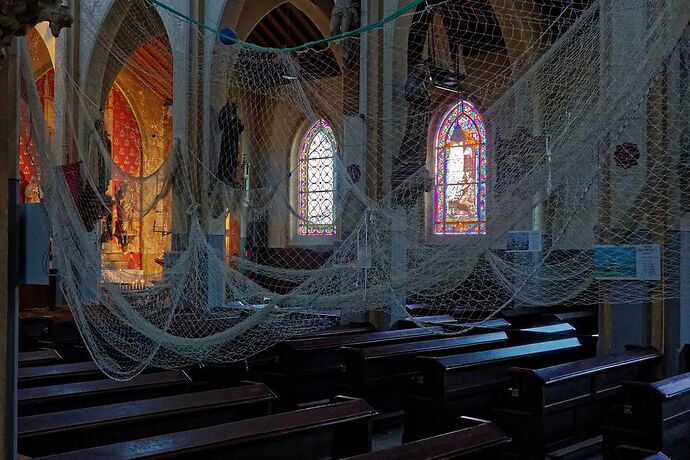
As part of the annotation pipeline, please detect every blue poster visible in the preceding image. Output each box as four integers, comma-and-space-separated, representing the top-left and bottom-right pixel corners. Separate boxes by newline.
594, 245, 661, 281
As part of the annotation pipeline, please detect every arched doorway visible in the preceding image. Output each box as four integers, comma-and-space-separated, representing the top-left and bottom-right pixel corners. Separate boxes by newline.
84, 0, 174, 278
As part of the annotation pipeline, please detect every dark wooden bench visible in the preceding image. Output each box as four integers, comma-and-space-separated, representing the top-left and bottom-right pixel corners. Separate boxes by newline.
342, 332, 509, 410
548, 310, 597, 334
18, 349, 63, 367
406, 304, 433, 316
404, 337, 586, 441
494, 348, 661, 459
398, 315, 456, 328
344, 417, 510, 459
521, 323, 576, 333
613, 445, 671, 460
19, 370, 192, 416
500, 306, 596, 329
472, 318, 511, 328
302, 323, 377, 338
18, 361, 103, 388
37, 397, 376, 460
602, 372, 690, 459
18, 382, 276, 457
269, 328, 440, 406
186, 323, 378, 386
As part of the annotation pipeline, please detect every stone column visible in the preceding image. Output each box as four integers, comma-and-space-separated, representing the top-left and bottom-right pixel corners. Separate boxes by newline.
662, 30, 690, 375
598, 0, 651, 356
0, 40, 20, 459
378, 0, 408, 328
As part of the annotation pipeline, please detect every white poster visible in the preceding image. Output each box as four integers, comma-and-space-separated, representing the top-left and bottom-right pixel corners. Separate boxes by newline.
507, 231, 543, 253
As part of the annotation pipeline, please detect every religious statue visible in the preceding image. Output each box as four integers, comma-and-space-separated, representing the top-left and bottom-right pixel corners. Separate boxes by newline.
330, 0, 360, 36
24, 174, 41, 203
0, 0, 73, 56
392, 61, 432, 206
217, 97, 244, 187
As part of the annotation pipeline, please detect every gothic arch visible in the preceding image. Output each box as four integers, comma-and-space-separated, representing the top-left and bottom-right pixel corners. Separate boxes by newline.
82, 0, 175, 110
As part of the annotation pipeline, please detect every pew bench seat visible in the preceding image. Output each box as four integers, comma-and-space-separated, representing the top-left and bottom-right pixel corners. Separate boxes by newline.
18, 349, 62, 368
602, 372, 690, 459
404, 338, 586, 441
269, 328, 440, 406
38, 397, 376, 460
19, 382, 276, 457
345, 417, 510, 459
18, 361, 103, 388
19, 370, 192, 416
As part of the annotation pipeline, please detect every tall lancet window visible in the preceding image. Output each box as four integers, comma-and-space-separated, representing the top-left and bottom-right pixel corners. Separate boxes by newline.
297, 119, 337, 236
434, 100, 487, 235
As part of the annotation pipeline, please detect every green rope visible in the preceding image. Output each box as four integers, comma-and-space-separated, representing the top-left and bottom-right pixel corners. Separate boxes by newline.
147, 0, 425, 53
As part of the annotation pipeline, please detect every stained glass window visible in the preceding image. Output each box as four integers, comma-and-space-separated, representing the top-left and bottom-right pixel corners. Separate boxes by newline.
434, 100, 487, 235
297, 119, 337, 236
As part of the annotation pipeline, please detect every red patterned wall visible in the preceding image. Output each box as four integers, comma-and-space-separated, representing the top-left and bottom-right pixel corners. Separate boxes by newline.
19, 69, 54, 202
109, 85, 143, 269
110, 85, 143, 177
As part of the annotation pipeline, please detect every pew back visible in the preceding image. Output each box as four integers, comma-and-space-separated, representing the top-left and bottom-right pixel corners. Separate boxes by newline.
19, 370, 192, 416
497, 348, 661, 458
18, 350, 62, 368
37, 398, 376, 460
603, 372, 690, 459
19, 383, 276, 457
344, 417, 510, 460
18, 361, 103, 388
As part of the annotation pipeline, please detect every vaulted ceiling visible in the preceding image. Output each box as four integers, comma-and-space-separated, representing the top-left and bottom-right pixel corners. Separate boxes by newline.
123, 36, 174, 102
245, 2, 340, 78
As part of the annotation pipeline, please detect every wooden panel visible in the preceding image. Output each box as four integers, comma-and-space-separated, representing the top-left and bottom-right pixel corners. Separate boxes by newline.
19, 383, 276, 457
37, 398, 376, 460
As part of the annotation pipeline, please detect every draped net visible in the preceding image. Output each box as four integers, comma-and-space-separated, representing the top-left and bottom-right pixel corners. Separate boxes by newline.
16, 0, 690, 379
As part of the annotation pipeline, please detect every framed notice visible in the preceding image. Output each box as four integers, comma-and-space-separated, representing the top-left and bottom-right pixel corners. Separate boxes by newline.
507, 231, 543, 253
594, 244, 661, 281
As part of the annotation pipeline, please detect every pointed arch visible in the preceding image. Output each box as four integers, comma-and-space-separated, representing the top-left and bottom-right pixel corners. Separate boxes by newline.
433, 100, 487, 235
296, 119, 337, 236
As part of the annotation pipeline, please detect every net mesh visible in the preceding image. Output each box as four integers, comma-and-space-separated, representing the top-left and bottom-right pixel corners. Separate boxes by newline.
16, 0, 690, 379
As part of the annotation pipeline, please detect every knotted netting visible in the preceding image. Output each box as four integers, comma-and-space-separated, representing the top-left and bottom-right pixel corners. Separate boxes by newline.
16, 0, 690, 379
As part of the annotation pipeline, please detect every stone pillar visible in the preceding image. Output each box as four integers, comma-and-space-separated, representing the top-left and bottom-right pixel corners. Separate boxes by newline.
381, 0, 399, 196
340, 0, 374, 324
598, 0, 650, 356
383, 206, 408, 329
662, 30, 690, 375
0, 40, 20, 459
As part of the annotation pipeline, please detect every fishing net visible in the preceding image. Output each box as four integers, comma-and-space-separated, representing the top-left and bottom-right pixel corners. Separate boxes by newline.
16, 0, 690, 378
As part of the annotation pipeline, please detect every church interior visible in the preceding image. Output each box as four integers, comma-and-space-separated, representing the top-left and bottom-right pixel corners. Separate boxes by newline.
0, 0, 689, 458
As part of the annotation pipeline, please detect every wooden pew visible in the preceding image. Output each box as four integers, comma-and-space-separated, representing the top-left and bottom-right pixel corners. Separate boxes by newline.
18, 349, 62, 368
613, 446, 671, 460
494, 348, 661, 459
472, 318, 511, 328
36, 397, 376, 460
547, 310, 597, 334
303, 323, 376, 338
185, 323, 377, 386
521, 323, 576, 333
342, 332, 509, 410
344, 417, 510, 459
404, 337, 586, 441
19, 370, 192, 416
270, 328, 440, 406
18, 361, 103, 389
19, 382, 276, 457
397, 315, 457, 329
602, 372, 690, 459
